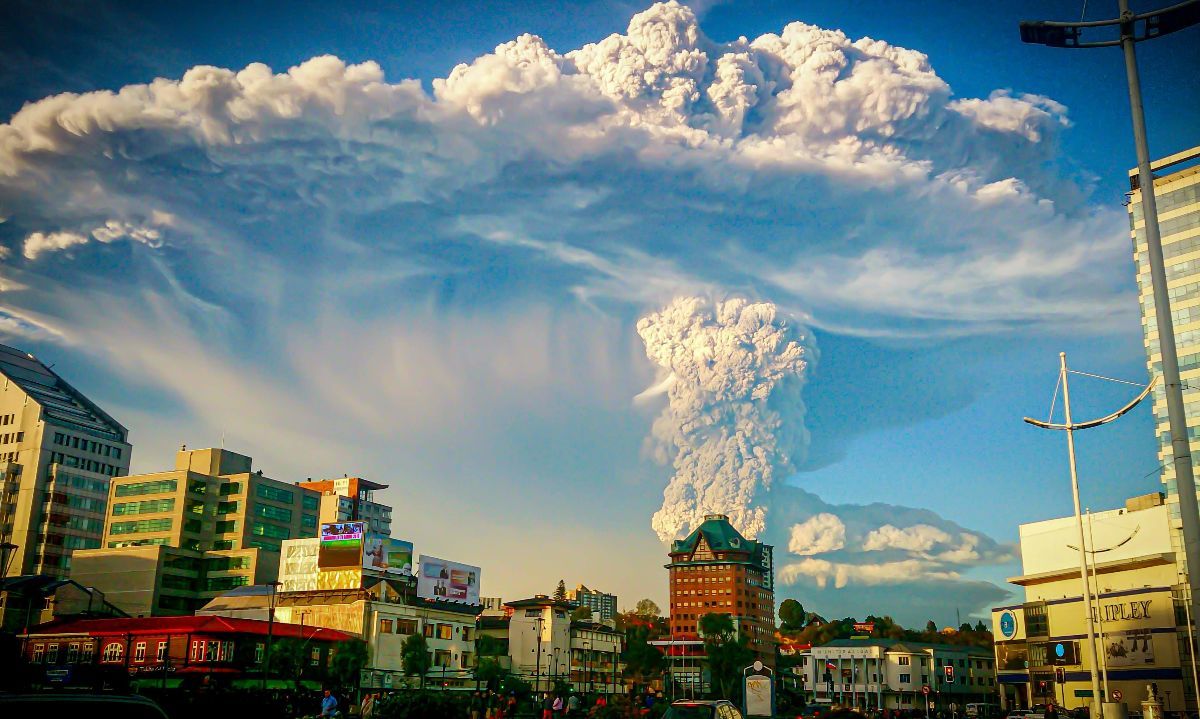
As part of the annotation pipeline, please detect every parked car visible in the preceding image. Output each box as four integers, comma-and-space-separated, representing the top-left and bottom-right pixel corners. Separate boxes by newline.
664, 699, 746, 719
0, 693, 168, 719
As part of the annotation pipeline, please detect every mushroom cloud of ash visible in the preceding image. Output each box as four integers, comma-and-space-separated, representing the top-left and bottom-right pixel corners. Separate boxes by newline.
638, 296, 1013, 613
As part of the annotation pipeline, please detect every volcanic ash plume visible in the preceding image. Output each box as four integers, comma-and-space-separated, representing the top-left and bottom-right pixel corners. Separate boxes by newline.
636, 297, 810, 541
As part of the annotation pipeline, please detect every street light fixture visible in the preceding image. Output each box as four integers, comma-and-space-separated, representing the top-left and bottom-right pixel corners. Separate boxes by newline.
1018, 0, 1200, 610
262, 580, 283, 691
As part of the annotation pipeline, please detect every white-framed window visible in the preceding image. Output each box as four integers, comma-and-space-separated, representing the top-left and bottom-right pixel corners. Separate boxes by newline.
898, 656, 910, 666
67, 643, 79, 663
157, 641, 168, 662
32, 643, 44, 663
134, 642, 146, 662
47, 643, 59, 663
900, 673, 911, 684
82, 643, 95, 662
310, 647, 320, 666
103, 642, 124, 663
190, 640, 201, 661
254, 642, 264, 664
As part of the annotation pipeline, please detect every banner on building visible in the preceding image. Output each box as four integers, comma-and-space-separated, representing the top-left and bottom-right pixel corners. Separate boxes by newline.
417, 555, 481, 604
853, 623, 875, 633
318, 521, 365, 568
1105, 629, 1154, 667
364, 537, 414, 574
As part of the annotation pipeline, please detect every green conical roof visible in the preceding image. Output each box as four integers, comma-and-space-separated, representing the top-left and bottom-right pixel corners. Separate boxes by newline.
671, 514, 752, 554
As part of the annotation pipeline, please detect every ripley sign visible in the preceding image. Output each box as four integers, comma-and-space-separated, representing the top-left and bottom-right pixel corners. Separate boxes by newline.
1092, 600, 1152, 623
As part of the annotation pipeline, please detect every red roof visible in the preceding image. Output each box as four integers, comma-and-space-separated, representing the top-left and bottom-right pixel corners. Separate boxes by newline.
25, 615, 356, 642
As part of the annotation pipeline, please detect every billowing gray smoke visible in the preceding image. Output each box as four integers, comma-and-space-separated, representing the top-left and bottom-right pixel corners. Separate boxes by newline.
636, 296, 809, 541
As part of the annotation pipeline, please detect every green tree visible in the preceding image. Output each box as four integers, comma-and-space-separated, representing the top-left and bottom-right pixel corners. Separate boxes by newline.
623, 625, 664, 691
634, 599, 661, 618
267, 637, 308, 688
554, 580, 567, 601
571, 606, 594, 622
401, 633, 432, 689
778, 599, 806, 631
926, 620, 938, 634
958, 622, 972, 633
698, 613, 754, 701
329, 639, 370, 691
473, 656, 506, 691
974, 620, 987, 632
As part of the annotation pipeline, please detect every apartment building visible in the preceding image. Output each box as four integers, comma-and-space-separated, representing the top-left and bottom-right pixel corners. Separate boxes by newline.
567, 584, 618, 622
297, 476, 392, 542
1131, 144, 1200, 583
0, 343, 131, 579
666, 513, 776, 666
69, 447, 320, 615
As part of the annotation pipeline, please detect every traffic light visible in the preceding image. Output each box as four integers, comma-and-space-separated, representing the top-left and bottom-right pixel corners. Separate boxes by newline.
1055, 667, 1066, 684
944, 665, 955, 683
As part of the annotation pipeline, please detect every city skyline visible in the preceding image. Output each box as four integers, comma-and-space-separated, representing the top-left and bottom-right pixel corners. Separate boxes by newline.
1, 0, 1198, 625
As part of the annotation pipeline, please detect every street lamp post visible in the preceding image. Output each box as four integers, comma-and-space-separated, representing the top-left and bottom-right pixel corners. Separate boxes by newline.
1019, 0, 1200, 600
534, 616, 544, 696
584, 641, 592, 697
262, 580, 283, 692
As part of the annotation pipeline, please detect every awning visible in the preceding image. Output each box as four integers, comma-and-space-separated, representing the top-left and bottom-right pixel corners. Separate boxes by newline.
229, 678, 323, 690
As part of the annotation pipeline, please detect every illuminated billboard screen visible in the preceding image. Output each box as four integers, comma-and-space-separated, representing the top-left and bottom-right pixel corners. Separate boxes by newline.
417, 555, 481, 604
364, 537, 414, 574
318, 521, 365, 568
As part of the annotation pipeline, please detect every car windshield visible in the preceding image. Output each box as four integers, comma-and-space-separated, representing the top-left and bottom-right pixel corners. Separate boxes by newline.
664, 705, 718, 719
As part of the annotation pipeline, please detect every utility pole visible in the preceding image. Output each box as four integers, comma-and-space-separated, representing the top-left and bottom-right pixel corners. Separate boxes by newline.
1019, 0, 1200, 632
262, 580, 282, 692
1025, 356, 1157, 715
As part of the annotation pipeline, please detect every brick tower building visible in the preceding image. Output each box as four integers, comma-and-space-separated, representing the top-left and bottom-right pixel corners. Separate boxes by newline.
666, 513, 775, 666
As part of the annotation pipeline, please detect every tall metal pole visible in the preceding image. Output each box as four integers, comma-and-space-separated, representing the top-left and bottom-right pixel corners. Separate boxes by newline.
1117, 0, 1200, 604
1086, 510, 1110, 699
1060, 354, 1105, 712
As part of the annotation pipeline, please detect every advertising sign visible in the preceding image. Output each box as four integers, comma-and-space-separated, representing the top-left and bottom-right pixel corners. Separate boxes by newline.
318, 522, 365, 569
417, 555, 481, 604
745, 675, 773, 716
853, 622, 875, 633
1046, 640, 1080, 666
364, 537, 414, 574
1105, 629, 1155, 667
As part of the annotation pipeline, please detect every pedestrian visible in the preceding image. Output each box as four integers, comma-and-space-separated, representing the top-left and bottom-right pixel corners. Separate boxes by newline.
567, 693, 581, 717
321, 689, 339, 718
542, 692, 555, 719
553, 694, 565, 717
471, 691, 484, 719
360, 692, 377, 719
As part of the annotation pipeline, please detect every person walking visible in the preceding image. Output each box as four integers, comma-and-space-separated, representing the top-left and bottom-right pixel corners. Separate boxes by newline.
552, 694, 564, 718
542, 692, 555, 719
567, 693, 581, 717
360, 692, 377, 719
321, 689, 339, 718
470, 691, 484, 719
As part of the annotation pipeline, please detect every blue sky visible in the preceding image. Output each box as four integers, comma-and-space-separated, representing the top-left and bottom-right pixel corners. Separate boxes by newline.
0, 0, 1197, 625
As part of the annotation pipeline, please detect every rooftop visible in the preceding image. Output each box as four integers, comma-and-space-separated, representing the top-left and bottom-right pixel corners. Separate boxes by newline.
816, 637, 992, 655
23, 614, 356, 641
0, 343, 125, 441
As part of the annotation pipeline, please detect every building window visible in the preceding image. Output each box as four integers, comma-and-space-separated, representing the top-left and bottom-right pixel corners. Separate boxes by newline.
255, 643, 265, 664
112, 498, 176, 515
115, 479, 177, 497
898, 656, 910, 665
381, 619, 394, 634
134, 642, 146, 662
251, 522, 291, 540
103, 643, 124, 663
67, 643, 79, 663
82, 643, 94, 662
437, 624, 453, 640
32, 644, 44, 663
157, 641, 168, 662
253, 504, 293, 522
255, 484, 294, 504
110, 518, 173, 535
396, 619, 419, 635
302, 494, 319, 511
900, 674, 911, 684
423, 623, 434, 638
311, 648, 321, 666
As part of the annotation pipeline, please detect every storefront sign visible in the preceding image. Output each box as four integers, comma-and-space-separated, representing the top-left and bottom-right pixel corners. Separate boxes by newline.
1092, 600, 1152, 623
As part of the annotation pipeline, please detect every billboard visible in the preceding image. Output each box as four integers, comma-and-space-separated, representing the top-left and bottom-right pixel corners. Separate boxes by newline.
364, 537, 414, 574
417, 555, 481, 604
318, 521, 365, 569
1105, 629, 1155, 667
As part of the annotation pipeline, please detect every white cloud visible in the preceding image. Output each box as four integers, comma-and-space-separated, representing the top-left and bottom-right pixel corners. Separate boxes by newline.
789, 513, 846, 555
863, 523, 953, 553
23, 231, 87, 259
